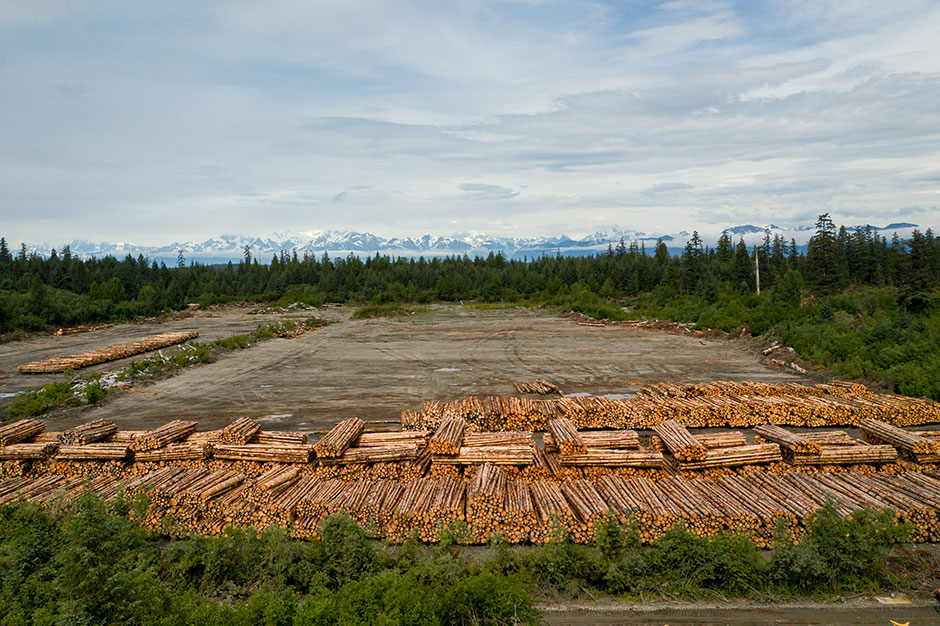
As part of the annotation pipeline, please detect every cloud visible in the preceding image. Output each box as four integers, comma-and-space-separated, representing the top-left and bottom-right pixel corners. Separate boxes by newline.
458, 183, 519, 200
0, 1, 938, 244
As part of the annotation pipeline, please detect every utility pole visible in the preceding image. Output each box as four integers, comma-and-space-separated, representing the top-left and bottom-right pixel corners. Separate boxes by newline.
755, 248, 760, 295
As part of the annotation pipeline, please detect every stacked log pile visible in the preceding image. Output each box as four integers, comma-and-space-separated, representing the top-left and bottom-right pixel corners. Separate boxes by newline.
467, 463, 506, 541
59, 419, 118, 445
313, 418, 364, 458
513, 378, 562, 395
4, 465, 940, 545
219, 417, 261, 445
653, 420, 706, 461
213, 444, 312, 464
548, 419, 586, 455
859, 418, 939, 463
403, 384, 940, 431
132, 420, 197, 451
429, 418, 466, 455
0, 420, 45, 446
18, 331, 199, 373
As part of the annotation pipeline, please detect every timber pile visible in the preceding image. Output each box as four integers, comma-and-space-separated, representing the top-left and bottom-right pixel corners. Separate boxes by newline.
0, 442, 59, 461
753, 424, 820, 454
653, 420, 707, 461
548, 418, 586, 455
560, 479, 608, 543
432, 446, 534, 466
59, 419, 117, 445
313, 418, 364, 458
530, 480, 578, 542
131, 420, 197, 451
5, 466, 940, 545
219, 417, 261, 445
649, 431, 746, 451
134, 443, 209, 462
319, 444, 421, 465
403, 384, 940, 431
429, 418, 466, 455
0, 420, 45, 446
55, 443, 130, 461
251, 431, 307, 445
357, 431, 428, 447
559, 449, 664, 468
18, 331, 199, 373
503, 480, 537, 542
467, 463, 506, 540
54, 323, 113, 336
214, 444, 311, 464
859, 418, 937, 454
544, 429, 639, 451
513, 378, 562, 395
672, 444, 783, 471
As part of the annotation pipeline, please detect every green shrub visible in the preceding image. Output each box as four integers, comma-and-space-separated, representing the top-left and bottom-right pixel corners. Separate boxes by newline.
6, 382, 75, 418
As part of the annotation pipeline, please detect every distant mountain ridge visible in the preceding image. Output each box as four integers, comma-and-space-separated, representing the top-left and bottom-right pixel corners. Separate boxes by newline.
23, 222, 921, 263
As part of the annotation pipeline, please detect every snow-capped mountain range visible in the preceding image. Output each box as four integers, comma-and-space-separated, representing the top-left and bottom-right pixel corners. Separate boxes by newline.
22, 222, 922, 264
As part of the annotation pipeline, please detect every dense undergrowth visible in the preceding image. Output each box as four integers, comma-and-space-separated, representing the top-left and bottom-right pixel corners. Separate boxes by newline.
0, 493, 920, 625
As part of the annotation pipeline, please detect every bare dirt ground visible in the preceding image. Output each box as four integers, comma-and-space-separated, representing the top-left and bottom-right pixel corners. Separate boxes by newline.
8, 304, 803, 433
542, 600, 933, 625
0, 307, 306, 394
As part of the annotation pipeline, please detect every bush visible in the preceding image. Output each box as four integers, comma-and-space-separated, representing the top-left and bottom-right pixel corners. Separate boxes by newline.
6, 382, 75, 418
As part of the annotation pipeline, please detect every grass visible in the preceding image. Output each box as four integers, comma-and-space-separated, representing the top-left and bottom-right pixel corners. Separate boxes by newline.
351, 303, 429, 320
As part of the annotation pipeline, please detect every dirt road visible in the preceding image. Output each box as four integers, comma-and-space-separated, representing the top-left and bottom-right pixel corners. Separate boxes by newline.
14, 305, 803, 433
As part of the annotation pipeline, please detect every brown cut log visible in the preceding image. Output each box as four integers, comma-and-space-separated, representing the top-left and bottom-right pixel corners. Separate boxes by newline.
59, 419, 118, 445
429, 418, 466, 455
219, 417, 261, 445
548, 418, 586, 455
652, 420, 706, 461
314, 418, 365, 458
0, 420, 45, 446
132, 420, 197, 451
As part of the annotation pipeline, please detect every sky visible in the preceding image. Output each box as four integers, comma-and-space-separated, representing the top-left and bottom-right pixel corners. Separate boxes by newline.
1, 0, 939, 245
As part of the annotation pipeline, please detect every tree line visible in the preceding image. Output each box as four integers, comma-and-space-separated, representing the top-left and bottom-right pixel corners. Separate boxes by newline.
1, 214, 937, 333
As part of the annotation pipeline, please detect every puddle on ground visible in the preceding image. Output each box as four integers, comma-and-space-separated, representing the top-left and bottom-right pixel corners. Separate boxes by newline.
435, 367, 461, 372
0, 392, 20, 399
259, 384, 273, 388
259, 413, 292, 422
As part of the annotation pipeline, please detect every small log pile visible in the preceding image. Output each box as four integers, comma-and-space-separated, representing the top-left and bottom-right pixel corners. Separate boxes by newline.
673, 444, 783, 471
649, 431, 746, 451
131, 420, 197, 451
18, 331, 199, 373
530, 480, 577, 542
560, 479, 608, 543
753, 424, 820, 454
429, 418, 466, 455
214, 444, 311, 464
0, 442, 59, 461
859, 418, 937, 455
55, 443, 130, 461
0, 420, 45, 446
313, 418, 364, 458
513, 378, 562, 395
467, 463, 506, 541
548, 418, 586, 455
503, 480, 537, 542
219, 417, 261, 445
653, 420, 707, 461
251, 431, 308, 445
59, 419, 118, 445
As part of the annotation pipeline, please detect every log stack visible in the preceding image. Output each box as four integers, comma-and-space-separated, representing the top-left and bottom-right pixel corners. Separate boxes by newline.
467, 463, 506, 541
753, 424, 820, 454
18, 331, 200, 373
0, 420, 45, 446
513, 378, 562, 395
548, 418, 586, 455
59, 419, 118, 445
131, 420, 197, 451
429, 418, 466, 455
313, 418, 365, 458
219, 417, 261, 445
653, 420, 707, 461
